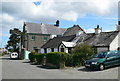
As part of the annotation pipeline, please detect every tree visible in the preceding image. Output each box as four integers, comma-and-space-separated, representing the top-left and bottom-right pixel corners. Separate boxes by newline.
71, 43, 94, 66
6, 28, 21, 52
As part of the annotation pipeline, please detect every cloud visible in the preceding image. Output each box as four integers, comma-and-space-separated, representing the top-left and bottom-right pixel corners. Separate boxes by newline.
1, 0, 119, 32
1, 0, 119, 22
1, 0, 119, 47
1, 14, 15, 24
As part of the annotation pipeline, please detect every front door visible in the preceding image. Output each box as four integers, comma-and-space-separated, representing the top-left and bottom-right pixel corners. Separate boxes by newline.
61, 48, 64, 52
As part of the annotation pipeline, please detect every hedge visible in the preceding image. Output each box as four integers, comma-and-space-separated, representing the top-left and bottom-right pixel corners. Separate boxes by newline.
29, 46, 94, 68
0, 51, 8, 57
35, 53, 46, 64
29, 52, 37, 62
46, 52, 68, 68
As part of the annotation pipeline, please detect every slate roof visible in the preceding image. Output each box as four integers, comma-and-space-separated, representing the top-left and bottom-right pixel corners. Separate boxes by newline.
77, 31, 119, 46
41, 35, 76, 48
63, 25, 85, 36
42, 31, 119, 48
25, 22, 66, 35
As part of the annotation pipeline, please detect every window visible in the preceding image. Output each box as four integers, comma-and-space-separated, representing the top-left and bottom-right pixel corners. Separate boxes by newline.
31, 36, 35, 41
51, 48, 54, 52
33, 47, 37, 50
61, 45, 64, 48
107, 52, 116, 57
93, 52, 107, 58
117, 51, 120, 56
44, 37, 48, 41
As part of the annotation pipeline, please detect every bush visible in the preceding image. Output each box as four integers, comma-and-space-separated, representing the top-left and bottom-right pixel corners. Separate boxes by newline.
0, 51, 8, 57
35, 53, 46, 64
71, 43, 94, 66
29, 52, 37, 62
65, 54, 73, 67
46, 52, 68, 68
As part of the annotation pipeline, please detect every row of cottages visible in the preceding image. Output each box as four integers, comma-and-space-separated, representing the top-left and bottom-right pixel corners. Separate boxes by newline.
41, 24, 120, 54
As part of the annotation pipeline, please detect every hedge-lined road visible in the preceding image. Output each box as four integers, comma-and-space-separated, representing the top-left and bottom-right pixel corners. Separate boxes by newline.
2, 55, 119, 79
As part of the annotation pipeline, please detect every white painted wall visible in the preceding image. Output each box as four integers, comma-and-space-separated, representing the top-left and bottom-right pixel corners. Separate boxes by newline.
110, 34, 119, 50
97, 47, 108, 53
47, 48, 51, 53
65, 48, 68, 53
118, 32, 120, 47
54, 48, 58, 52
41, 48, 44, 53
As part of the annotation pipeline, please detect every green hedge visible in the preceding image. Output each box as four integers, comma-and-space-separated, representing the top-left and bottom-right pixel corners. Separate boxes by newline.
29, 46, 94, 68
0, 51, 8, 57
29, 52, 37, 62
46, 52, 68, 68
36, 53, 46, 64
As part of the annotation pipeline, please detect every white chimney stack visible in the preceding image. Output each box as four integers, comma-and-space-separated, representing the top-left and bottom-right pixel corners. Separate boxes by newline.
95, 25, 102, 34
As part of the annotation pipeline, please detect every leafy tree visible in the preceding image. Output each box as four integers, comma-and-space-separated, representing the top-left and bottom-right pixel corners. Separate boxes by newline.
71, 43, 94, 66
6, 28, 21, 52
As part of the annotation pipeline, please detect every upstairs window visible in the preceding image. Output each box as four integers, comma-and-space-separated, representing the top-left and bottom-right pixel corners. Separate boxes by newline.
31, 36, 35, 41
44, 37, 48, 41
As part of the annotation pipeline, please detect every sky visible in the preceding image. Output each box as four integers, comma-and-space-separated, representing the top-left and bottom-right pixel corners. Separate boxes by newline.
0, 0, 120, 48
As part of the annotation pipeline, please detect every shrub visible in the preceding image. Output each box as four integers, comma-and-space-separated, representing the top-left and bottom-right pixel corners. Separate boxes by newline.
46, 52, 68, 68
71, 43, 94, 66
35, 53, 46, 64
65, 54, 73, 67
29, 52, 37, 62
0, 51, 8, 57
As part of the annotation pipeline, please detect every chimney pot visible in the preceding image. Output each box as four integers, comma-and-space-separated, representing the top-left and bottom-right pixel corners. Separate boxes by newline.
54, 20, 59, 27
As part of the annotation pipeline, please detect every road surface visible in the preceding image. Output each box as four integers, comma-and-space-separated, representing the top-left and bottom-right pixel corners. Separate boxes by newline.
1, 55, 119, 79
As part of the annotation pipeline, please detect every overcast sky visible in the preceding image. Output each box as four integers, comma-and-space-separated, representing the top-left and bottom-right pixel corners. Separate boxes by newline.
0, 0, 119, 48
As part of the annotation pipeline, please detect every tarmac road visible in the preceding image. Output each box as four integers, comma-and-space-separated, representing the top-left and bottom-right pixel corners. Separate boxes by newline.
1, 55, 119, 79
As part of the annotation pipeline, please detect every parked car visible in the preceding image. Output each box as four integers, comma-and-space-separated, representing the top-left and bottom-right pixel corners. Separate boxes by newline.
10, 52, 19, 59
85, 51, 120, 70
